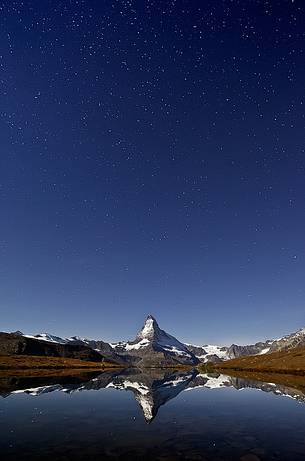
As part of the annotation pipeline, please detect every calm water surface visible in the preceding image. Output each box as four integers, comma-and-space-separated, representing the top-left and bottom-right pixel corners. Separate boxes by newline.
1, 369, 305, 460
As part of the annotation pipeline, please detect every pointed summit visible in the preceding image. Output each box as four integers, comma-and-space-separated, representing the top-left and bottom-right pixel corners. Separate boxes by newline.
146, 314, 156, 321
137, 315, 161, 340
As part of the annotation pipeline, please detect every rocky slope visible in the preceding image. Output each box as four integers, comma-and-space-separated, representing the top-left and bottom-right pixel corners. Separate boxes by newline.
215, 344, 305, 374
22, 333, 126, 364
186, 327, 305, 363
0, 332, 113, 363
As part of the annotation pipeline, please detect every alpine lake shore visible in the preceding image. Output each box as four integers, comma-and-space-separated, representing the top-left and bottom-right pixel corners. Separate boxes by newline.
2, 345, 305, 389
3, 316, 305, 389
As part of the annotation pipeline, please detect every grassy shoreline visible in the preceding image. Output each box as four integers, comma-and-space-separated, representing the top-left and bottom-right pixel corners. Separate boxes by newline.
0, 355, 121, 370
199, 364, 305, 377
0, 355, 194, 375
215, 366, 305, 376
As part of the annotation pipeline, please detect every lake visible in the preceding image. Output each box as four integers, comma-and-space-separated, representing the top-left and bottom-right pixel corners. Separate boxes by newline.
1, 368, 305, 460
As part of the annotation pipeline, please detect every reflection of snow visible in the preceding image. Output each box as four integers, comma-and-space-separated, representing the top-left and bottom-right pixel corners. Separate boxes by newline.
163, 375, 193, 387
199, 374, 230, 389
12, 384, 63, 395
7, 369, 305, 424
185, 373, 231, 389
137, 394, 154, 421
107, 380, 149, 395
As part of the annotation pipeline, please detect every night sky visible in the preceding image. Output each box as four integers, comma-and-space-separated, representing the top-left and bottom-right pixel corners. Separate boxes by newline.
1, 0, 305, 345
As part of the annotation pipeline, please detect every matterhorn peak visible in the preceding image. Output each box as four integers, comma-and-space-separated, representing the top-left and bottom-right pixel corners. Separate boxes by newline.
137, 315, 160, 340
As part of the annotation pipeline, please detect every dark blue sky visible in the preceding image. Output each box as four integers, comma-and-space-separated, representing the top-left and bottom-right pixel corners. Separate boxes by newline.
1, 0, 305, 345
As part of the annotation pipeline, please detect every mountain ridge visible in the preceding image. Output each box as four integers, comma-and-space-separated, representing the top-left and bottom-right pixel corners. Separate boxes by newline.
3, 315, 305, 367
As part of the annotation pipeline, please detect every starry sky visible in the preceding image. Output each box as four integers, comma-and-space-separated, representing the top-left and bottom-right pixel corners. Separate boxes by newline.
1, 0, 305, 345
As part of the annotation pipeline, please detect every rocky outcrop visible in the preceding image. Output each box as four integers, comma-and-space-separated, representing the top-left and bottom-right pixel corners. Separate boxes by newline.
67, 337, 128, 365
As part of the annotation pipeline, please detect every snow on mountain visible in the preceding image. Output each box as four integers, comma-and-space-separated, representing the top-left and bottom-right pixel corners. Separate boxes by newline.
258, 347, 271, 355
135, 315, 195, 357
185, 343, 230, 362
19, 332, 125, 364
266, 326, 305, 353
23, 333, 96, 346
185, 343, 231, 362
23, 333, 68, 344
200, 345, 229, 359
186, 325, 305, 362
137, 315, 156, 340
110, 338, 150, 351
275, 327, 305, 343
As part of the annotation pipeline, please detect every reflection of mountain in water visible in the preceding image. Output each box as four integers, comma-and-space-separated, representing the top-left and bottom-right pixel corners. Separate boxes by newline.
106, 368, 196, 421
2, 369, 305, 422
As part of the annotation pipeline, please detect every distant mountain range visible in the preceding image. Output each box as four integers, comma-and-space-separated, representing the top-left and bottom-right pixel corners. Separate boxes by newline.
1, 314, 305, 367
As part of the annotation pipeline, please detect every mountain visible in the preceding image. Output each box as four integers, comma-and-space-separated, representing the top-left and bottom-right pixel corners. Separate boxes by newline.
186, 340, 279, 363
268, 327, 305, 352
4, 316, 200, 367
66, 337, 127, 365
4, 316, 305, 366
0, 332, 115, 363
23, 333, 70, 345
186, 344, 231, 362
186, 327, 305, 363
19, 333, 127, 365
215, 344, 305, 374
110, 315, 200, 367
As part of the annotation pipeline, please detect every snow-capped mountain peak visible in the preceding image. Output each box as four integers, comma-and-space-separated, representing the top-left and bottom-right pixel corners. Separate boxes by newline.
110, 315, 200, 366
136, 315, 162, 341
136, 315, 193, 353
280, 326, 305, 340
